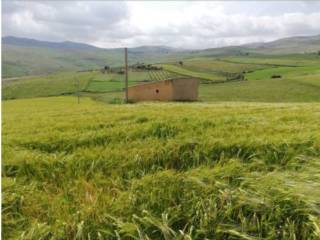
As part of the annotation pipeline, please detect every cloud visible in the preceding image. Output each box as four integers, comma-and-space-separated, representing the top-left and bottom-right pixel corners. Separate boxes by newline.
2, 1, 133, 43
2, 1, 320, 49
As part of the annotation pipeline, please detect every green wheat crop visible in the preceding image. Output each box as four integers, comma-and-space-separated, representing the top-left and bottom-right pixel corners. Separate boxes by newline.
2, 96, 320, 239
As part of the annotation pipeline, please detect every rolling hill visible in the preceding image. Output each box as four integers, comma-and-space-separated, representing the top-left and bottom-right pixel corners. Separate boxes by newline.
2, 36, 102, 50
2, 36, 185, 78
2, 35, 320, 78
194, 34, 320, 56
244, 34, 320, 54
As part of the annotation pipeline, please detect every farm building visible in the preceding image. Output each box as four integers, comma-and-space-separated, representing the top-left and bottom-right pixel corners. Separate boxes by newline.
128, 78, 199, 102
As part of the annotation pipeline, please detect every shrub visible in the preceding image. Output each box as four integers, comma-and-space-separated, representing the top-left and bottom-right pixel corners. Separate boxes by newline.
271, 74, 282, 78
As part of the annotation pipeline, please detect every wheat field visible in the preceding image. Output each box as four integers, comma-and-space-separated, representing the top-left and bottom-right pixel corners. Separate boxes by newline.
2, 96, 320, 239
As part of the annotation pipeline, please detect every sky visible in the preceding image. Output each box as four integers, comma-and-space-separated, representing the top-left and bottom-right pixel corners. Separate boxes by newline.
2, 1, 320, 49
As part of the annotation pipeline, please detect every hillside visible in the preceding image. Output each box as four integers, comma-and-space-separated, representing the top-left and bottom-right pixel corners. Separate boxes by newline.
2, 44, 122, 78
2, 36, 101, 50
1, 37, 185, 78
245, 34, 320, 54
3, 53, 320, 102
194, 35, 320, 57
2, 35, 320, 78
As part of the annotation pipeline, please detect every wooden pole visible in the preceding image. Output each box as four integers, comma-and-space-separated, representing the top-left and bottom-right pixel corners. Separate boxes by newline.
77, 77, 80, 104
125, 47, 128, 103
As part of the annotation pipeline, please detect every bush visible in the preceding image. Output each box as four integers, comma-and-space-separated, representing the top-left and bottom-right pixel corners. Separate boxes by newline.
271, 74, 282, 78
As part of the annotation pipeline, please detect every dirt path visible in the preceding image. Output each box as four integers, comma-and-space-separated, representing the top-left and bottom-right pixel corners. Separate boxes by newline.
2, 76, 35, 81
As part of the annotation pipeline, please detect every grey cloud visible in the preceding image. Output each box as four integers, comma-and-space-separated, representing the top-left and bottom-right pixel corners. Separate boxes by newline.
31, 2, 128, 27
2, 1, 133, 43
2, 1, 320, 49
2, 1, 25, 15
223, 1, 320, 16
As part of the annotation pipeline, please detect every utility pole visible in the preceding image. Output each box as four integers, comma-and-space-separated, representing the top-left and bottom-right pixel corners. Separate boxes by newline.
77, 77, 80, 104
74, 77, 80, 104
124, 47, 128, 103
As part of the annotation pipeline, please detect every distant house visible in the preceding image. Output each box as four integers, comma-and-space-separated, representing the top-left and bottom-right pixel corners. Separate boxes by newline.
128, 78, 199, 102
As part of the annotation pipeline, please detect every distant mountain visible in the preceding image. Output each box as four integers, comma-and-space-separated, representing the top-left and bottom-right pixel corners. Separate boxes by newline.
2, 36, 101, 51
2, 36, 184, 54
1, 36, 186, 78
190, 34, 320, 56
243, 34, 320, 54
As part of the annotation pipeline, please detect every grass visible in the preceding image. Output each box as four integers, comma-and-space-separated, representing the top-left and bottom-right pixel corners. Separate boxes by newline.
85, 71, 150, 93
246, 65, 320, 81
223, 54, 320, 67
199, 76, 320, 102
2, 54, 320, 103
2, 71, 96, 100
160, 64, 223, 82
2, 96, 320, 239
2, 70, 180, 100
181, 58, 268, 74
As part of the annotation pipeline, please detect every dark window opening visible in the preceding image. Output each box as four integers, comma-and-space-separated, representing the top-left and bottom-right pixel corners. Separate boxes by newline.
156, 89, 159, 93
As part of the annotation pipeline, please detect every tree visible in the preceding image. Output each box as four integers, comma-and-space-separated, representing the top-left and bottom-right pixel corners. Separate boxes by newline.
179, 61, 183, 66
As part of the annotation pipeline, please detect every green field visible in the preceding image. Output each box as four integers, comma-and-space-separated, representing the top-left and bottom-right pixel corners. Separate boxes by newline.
199, 74, 320, 102
160, 64, 223, 82
3, 96, 320, 239
223, 54, 320, 66
4, 54, 319, 102
2, 70, 181, 100
2, 52, 320, 239
246, 65, 320, 81
2, 71, 94, 100
86, 71, 153, 93
176, 58, 268, 74
3, 34, 320, 78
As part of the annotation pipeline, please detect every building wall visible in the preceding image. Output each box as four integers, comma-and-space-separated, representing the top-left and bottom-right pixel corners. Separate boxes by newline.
128, 78, 199, 102
172, 78, 199, 101
128, 79, 174, 101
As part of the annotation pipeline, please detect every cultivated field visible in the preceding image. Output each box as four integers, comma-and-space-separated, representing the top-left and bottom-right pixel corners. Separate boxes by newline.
2, 52, 320, 239
3, 96, 320, 239
3, 54, 320, 102
2, 71, 93, 100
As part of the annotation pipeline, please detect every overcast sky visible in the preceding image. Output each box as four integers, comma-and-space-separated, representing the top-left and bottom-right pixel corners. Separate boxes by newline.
2, 1, 320, 49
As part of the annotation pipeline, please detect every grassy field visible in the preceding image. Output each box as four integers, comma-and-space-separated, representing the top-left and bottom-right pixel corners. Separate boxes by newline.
199, 74, 320, 102
85, 71, 169, 93
177, 58, 268, 74
160, 64, 223, 82
2, 54, 320, 103
222, 54, 320, 66
246, 65, 320, 81
2, 70, 181, 100
3, 34, 320, 77
2, 96, 320, 239
2, 71, 95, 100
